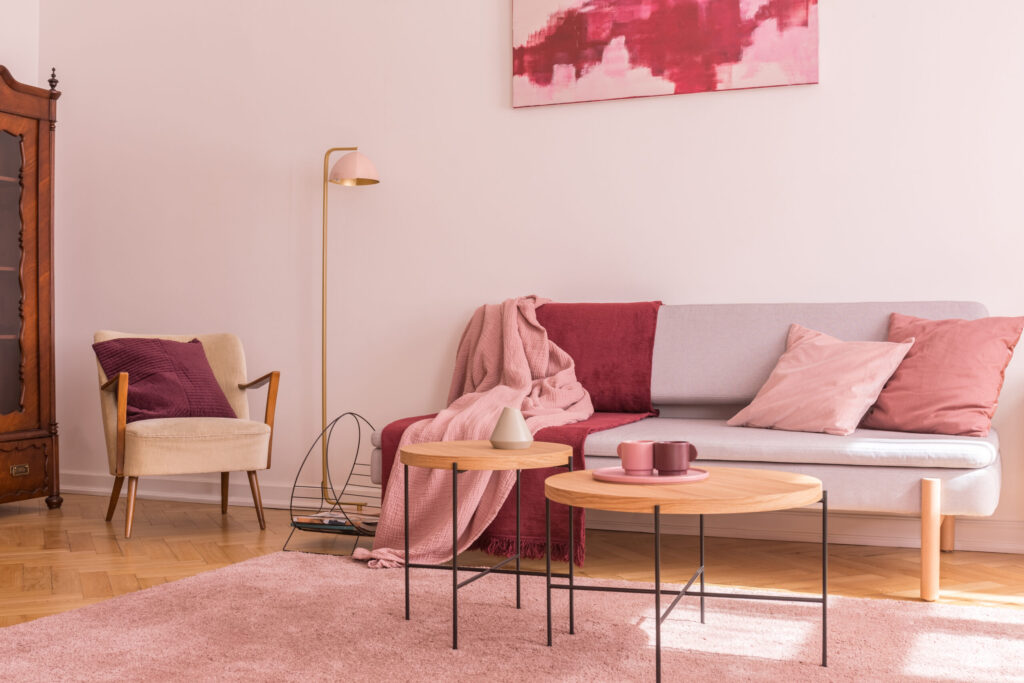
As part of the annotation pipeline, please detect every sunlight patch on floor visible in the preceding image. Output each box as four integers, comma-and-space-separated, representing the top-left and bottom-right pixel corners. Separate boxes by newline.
904, 632, 1024, 679
938, 591, 1024, 609
639, 612, 814, 660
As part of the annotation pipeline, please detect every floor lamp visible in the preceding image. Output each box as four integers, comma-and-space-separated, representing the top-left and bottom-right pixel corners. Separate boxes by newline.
321, 147, 379, 506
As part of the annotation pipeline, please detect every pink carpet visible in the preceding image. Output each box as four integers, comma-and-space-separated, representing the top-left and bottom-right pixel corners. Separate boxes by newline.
1, 551, 1022, 681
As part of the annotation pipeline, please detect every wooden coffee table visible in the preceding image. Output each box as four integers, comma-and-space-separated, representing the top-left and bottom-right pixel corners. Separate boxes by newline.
544, 467, 826, 681
400, 440, 573, 650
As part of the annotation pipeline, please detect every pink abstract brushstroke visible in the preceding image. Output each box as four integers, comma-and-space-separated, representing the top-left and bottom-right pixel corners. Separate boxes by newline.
513, 0, 818, 106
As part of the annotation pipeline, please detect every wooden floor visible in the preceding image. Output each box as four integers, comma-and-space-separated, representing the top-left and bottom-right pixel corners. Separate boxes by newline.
1, 493, 1022, 626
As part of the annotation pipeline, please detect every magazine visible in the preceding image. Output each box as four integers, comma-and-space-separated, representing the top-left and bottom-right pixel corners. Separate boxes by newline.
291, 510, 378, 532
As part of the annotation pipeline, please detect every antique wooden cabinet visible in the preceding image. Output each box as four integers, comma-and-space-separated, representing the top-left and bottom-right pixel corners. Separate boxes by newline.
0, 66, 61, 508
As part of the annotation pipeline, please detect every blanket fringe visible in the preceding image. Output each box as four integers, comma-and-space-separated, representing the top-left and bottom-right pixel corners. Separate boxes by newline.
476, 535, 584, 567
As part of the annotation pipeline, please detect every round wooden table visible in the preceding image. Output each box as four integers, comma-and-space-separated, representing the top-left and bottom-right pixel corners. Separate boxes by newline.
400, 439, 571, 471
543, 467, 827, 680
544, 466, 822, 514
399, 440, 573, 650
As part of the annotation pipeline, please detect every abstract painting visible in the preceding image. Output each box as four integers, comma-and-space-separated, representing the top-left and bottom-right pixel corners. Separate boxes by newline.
513, 0, 818, 107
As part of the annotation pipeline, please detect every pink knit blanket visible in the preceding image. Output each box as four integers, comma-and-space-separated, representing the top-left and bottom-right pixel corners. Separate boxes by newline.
353, 296, 593, 568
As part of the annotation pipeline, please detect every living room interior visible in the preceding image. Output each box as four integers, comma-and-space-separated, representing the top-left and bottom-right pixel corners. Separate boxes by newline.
3, 1, 1024, 680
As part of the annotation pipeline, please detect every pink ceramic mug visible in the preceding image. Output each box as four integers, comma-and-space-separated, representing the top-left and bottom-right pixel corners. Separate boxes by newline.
617, 440, 655, 475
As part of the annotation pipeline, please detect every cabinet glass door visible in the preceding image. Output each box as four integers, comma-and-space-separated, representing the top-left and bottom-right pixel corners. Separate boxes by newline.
0, 129, 22, 415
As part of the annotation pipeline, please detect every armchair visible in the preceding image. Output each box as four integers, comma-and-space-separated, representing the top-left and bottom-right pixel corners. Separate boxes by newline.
94, 331, 280, 538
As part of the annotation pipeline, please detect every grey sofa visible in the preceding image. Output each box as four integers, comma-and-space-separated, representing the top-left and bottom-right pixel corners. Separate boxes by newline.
374, 301, 1000, 601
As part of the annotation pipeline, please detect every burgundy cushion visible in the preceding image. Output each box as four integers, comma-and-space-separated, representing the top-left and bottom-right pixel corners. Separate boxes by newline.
861, 313, 1024, 436
536, 301, 662, 413
93, 338, 236, 423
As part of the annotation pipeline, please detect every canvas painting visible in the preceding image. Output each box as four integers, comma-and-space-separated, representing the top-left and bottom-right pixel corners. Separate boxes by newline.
513, 0, 819, 108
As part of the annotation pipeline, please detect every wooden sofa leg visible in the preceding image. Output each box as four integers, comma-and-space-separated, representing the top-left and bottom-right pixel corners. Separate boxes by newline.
247, 471, 266, 530
125, 476, 139, 539
221, 472, 230, 514
940, 516, 955, 553
105, 476, 124, 521
921, 478, 941, 602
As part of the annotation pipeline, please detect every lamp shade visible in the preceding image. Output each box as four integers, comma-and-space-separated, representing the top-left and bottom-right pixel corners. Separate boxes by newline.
328, 151, 379, 186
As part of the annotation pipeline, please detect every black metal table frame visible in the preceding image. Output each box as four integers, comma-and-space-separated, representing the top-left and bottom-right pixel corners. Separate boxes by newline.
404, 455, 574, 650
545, 491, 829, 681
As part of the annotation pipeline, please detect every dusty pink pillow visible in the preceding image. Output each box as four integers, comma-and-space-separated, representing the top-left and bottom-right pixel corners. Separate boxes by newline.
728, 324, 913, 436
861, 313, 1024, 437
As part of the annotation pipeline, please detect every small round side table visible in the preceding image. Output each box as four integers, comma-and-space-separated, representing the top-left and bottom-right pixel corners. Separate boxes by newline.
544, 467, 826, 681
400, 439, 572, 650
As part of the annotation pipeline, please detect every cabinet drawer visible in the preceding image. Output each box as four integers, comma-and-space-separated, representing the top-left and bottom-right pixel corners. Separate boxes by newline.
0, 439, 49, 499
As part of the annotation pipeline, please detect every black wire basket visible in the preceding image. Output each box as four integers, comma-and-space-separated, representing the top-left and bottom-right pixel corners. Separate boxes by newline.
283, 412, 380, 553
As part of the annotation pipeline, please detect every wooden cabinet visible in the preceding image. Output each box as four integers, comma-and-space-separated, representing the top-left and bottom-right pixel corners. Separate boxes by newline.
0, 66, 60, 508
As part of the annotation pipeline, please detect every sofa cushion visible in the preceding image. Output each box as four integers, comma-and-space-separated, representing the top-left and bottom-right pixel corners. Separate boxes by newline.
579, 457, 1001, 517
727, 324, 912, 436
651, 301, 988, 405
582, 418, 998, 469
862, 313, 1024, 437
123, 417, 270, 477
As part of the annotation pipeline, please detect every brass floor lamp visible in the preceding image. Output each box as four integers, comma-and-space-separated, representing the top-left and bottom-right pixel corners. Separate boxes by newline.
321, 147, 379, 505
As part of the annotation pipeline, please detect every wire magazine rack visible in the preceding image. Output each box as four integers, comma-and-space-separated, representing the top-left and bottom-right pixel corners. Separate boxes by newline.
283, 412, 381, 554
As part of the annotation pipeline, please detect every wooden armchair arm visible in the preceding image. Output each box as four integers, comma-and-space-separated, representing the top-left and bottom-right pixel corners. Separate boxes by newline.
102, 372, 129, 476
239, 371, 280, 467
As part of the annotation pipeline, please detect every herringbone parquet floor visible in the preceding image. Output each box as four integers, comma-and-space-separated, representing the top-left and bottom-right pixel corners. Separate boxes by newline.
1, 493, 1022, 626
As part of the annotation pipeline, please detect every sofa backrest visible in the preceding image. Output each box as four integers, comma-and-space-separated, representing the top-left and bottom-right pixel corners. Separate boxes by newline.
651, 301, 988, 407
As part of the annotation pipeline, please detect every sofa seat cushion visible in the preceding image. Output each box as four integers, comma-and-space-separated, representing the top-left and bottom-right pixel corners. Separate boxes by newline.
580, 457, 1001, 516
122, 417, 270, 477
582, 418, 998, 469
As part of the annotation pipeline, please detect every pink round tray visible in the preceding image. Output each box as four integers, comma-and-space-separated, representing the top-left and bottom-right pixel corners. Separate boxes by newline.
592, 467, 709, 485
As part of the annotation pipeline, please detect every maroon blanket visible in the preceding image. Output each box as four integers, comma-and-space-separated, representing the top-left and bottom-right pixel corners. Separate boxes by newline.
378, 299, 661, 566
378, 411, 652, 566
474, 411, 653, 565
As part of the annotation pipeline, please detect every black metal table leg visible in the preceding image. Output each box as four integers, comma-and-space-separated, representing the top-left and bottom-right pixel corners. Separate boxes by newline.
452, 461, 458, 650
699, 513, 705, 624
516, 469, 521, 609
655, 505, 662, 683
568, 455, 575, 635
404, 464, 410, 621
544, 481, 827, 677
546, 497, 552, 646
822, 490, 828, 667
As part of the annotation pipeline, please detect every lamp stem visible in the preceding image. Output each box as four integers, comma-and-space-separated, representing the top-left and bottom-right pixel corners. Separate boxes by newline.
321, 146, 358, 506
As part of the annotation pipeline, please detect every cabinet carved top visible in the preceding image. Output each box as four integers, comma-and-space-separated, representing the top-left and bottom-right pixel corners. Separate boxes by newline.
0, 67, 60, 122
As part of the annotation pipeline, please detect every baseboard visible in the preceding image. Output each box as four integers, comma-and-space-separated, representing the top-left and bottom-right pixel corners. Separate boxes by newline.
61, 470, 1024, 554
61, 470, 296, 510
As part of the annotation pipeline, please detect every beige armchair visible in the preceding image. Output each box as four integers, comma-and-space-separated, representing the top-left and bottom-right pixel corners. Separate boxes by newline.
94, 331, 280, 538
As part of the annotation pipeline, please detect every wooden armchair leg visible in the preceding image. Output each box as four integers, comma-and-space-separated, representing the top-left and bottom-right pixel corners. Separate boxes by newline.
940, 516, 955, 553
125, 476, 139, 539
221, 472, 230, 514
105, 476, 124, 521
921, 478, 941, 602
247, 471, 266, 530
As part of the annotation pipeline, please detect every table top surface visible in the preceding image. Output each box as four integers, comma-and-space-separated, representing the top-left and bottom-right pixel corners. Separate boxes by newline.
544, 467, 823, 515
399, 440, 573, 471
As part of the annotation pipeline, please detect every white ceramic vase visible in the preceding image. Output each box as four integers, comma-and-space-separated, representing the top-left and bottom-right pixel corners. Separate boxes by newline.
489, 407, 533, 450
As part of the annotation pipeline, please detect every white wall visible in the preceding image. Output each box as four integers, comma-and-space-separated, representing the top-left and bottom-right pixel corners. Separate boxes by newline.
36, 1, 1024, 551
0, 0, 39, 84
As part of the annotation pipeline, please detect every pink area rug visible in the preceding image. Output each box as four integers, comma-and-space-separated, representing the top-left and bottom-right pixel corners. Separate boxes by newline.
1, 551, 1022, 681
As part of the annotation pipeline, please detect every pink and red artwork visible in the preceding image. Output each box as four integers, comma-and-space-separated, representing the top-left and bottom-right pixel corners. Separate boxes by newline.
513, 0, 818, 107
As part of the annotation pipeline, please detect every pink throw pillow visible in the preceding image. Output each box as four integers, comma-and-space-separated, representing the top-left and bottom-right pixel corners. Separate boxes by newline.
728, 324, 913, 436
861, 313, 1024, 437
